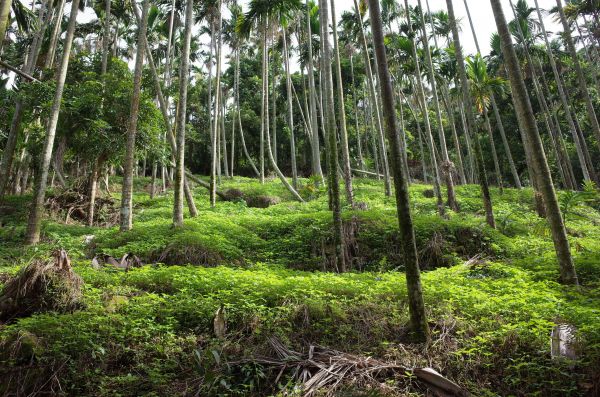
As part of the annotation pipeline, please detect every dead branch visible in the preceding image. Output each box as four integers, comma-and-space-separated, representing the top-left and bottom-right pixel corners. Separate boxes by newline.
0, 59, 41, 83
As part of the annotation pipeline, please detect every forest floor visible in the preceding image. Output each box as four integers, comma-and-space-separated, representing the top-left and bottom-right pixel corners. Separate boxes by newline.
0, 176, 599, 396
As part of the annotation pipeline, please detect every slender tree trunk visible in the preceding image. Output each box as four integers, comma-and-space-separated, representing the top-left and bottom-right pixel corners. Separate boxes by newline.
259, 23, 267, 184
271, 53, 278, 165
537, 61, 577, 188
491, 0, 577, 285
210, 3, 223, 206
425, 0, 466, 185
440, 91, 467, 185
533, 0, 590, 183
483, 111, 503, 190
217, 105, 222, 183
446, 0, 495, 228
283, 27, 298, 188
404, 1, 445, 216
119, 0, 149, 232
151, 162, 157, 198
330, 0, 353, 205
368, 0, 430, 343
417, 0, 458, 210
0, 0, 52, 197
556, 0, 600, 153
401, 92, 428, 183
0, 0, 11, 53
87, 158, 104, 226
133, 4, 197, 216
25, 0, 81, 244
230, 107, 236, 177
350, 54, 365, 171
353, 0, 391, 196
365, 88, 381, 178
44, 0, 66, 70
221, 90, 229, 178
306, 0, 324, 184
459, 104, 476, 183
510, 0, 581, 198
172, 0, 194, 226
463, 0, 521, 189
100, 0, 111, 74
319, 0, 345, 271
574, 19, 600, 90
395, 84, 411, 182
234, 48, 259, 177
573, 115, 599, 183
263, 22, 304, 202
532, 63, 574, 188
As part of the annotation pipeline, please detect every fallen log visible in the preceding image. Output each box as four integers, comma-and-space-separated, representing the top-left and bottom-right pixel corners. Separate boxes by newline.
184, 170, 228, 201
351, 168, 384, 178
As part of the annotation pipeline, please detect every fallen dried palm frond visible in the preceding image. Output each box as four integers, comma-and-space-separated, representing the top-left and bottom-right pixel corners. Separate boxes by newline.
0, 250, 83, 322
236, 337, 467, 396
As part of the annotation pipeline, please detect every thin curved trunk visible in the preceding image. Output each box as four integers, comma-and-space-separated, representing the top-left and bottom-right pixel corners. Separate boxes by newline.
232, 46, 259, 177
425, 0, 467, 185
459, 104, 476, 183
491, 0, 577, 285
353, 0, 391, 196
404, 0, 445, 216
263, 23, 304, 203
509, 0, 579, 199
556, 0, 600, 153
368, 0, 430, 344
440, 90, 467, 185
172, 0, 193, 227
574, 19, 600, 90
306, 0, 324, 184
349, 54, 365, 171
533, 0, 590, 183
446, 0, 495, 228
330, 0, 353, 205
220, 89, 229, 178
259, 23, 267, 184
230, 97, 236, 177
210, 4, 223, 206
319, 0, 344, 271
0, 0, 52, 197
365, 87, 381, 178
45, 0, 67, 70
395, 85, 410, 182
25, 0, 81, 244
463, 0, 521, 189
536, 60, 577, 188
417, 0, 458, 210
532, 61, 574, 189
119, 0, 149, 232
282, 27, 298, 188
133, 3, 197, 215
401, 92, 428, 183
271, 53, 277, 165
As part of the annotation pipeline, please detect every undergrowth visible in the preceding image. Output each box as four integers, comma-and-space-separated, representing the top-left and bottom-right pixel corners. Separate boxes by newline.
0, 177, 599, 396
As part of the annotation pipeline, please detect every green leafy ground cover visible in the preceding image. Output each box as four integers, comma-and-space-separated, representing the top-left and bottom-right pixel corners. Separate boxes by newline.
0, 177, 599, 396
